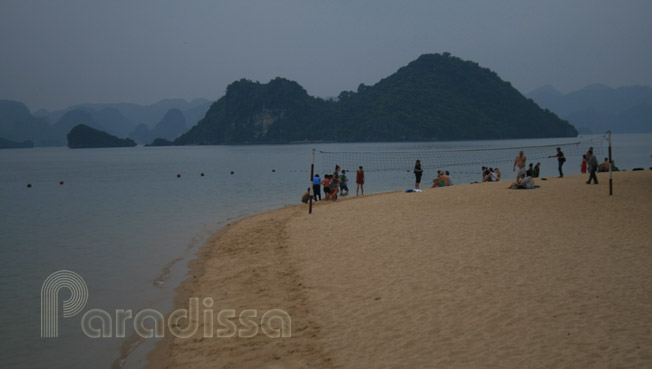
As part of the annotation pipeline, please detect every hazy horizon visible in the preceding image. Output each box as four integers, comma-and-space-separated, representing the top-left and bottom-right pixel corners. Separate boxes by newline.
2, 1, 651, 112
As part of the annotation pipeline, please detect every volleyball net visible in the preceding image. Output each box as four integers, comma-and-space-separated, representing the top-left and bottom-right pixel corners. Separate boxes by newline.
315, 136, 607, 184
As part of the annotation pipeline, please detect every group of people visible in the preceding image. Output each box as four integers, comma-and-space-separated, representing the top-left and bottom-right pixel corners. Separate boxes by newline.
582, 155, 615, 174
302, 146, 611, 202
508, 150, 538, 189
508, 146, 604, 188
481, 167, 502, 182
303, 165, 366, 203
412, 160, 453, 188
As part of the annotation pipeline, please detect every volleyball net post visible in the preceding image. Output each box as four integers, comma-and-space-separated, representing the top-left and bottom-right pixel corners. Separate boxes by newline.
309, 148, 315, 214
607, 131, 613, 196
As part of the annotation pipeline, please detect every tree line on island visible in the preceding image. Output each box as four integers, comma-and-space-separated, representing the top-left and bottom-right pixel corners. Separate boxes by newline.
4, 52, 651, 149
171, 53, 577, 145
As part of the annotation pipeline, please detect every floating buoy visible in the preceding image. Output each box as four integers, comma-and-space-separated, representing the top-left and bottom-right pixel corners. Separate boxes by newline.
272, 169, 276, 172
177, 174, 181, 178
59, 181, 64, 185
27, 184, 32, 188
230, 171, 234, 175
200, 173, 204, 176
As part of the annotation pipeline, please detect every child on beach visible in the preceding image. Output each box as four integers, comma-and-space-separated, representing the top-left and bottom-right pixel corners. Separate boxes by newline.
339, 170, 349, 196
322, 175, 331, 200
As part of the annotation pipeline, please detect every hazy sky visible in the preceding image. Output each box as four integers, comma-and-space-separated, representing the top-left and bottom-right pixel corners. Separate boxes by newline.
1, 0, 651, 111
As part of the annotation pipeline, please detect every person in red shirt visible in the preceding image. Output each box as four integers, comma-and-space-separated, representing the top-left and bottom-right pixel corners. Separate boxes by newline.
356, 166, 365, 196
322, 175, 331, 200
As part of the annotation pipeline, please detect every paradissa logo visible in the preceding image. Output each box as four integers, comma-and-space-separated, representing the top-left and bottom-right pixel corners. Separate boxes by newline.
41, 270, 291, 339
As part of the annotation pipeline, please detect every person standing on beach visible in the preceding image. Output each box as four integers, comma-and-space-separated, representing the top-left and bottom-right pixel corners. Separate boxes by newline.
414, 160, 423, 189
312, 174, 321, 201
549, 147, 566, 178
586, 150, 599, 184
527, 163, 534, 177
322, 175, 331, 200
513, 151, 526, 180
356, 166, 365, 196
340, 170, 349, 196
330, 166, 340, 200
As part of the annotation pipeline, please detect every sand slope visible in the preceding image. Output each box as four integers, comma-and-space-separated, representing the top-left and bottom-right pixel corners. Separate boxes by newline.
146, 171, 652, 369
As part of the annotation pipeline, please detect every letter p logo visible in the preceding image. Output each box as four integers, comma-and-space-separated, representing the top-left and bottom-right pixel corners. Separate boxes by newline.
41, 270, 88, 338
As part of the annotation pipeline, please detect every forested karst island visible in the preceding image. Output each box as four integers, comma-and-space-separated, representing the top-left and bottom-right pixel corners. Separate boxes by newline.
67, 124, 137, 148
172, 53, 577, 145
1, 53, 581, 147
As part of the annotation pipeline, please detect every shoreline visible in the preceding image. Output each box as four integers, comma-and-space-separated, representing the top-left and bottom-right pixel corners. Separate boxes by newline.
144, 171, 652, 368
144, 204, 333, 368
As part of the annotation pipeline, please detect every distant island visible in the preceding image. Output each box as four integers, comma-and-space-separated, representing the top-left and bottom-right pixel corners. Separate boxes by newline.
0, 99, 210, 147
67, 124, 137, 148
13, 52, 652, 147
0, 136, 33, 149
172, 53, 577, 145
527, 84, 652, 134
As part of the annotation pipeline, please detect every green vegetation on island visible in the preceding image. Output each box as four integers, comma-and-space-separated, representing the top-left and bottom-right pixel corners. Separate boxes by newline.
67, 124, 137, 148
175, 53, 578, 145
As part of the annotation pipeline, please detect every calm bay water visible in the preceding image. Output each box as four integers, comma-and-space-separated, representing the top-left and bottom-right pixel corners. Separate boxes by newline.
0, 134, 650, 368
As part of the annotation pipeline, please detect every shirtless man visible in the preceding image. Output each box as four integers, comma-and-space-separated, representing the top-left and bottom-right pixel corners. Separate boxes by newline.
513, 151, 526, 180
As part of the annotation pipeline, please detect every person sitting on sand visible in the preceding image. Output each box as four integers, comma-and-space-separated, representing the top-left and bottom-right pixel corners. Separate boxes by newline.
598, 158, 610, 172
301, 188, 311, 203
445, 171, 454, 186
494, 168, 501, 181
483, 168, 494, 182
432, 170, 442, 187
432, 171, 450, 188
507, 173, 534, 189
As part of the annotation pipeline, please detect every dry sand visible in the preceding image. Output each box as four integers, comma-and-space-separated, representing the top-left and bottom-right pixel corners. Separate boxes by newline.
145, 170, 652, 369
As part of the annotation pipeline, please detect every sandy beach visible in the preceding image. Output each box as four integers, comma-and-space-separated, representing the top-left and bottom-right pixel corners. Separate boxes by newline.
145, 170, 652, 369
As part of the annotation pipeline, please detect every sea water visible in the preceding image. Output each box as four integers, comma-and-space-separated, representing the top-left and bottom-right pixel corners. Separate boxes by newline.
0, 134, 650, 369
